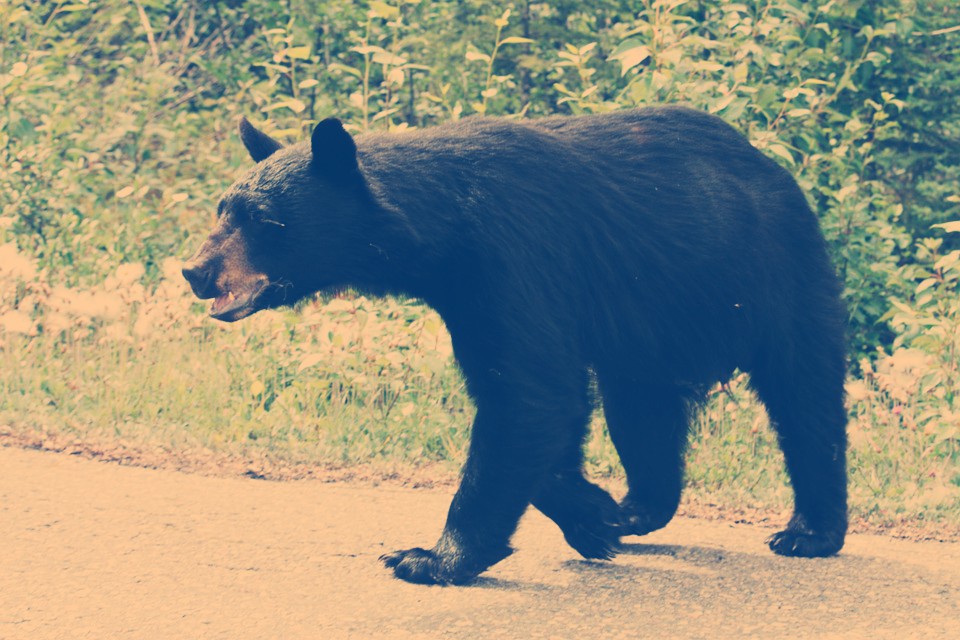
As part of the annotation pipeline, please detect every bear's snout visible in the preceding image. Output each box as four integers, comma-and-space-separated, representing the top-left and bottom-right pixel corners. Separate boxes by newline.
182, 261, 218, 299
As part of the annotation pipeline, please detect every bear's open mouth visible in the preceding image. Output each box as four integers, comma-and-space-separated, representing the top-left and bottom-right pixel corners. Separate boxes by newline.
209, 281, 271, 322
208, 279, 293, 322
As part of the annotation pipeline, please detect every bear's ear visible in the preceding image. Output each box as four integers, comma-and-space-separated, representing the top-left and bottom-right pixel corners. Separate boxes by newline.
311, 118, 359, 179
238, 116, 283, 163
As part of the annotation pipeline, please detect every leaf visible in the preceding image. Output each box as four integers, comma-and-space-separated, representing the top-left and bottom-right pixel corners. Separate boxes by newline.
372, 51, 407, 66
327, 62, 362, 78
115, 186, 134, 199
265, 98, 306, 114
465, 50, 491, 63
916, 278, 939, 294
351, 45, 385, 56
325, 298, 355, 312
766, 144, 795, 164
371, 107, 400, 122
369, 1, 400, 19
281, 46, 311, 60
934, 250, 960, 271
608, 43, 651, 77
298, 79, 319, 89
298, 353, 327, 373
836, 183, 858, 203
733, 62, 749, 84
423, 316, 443, 336
386, 67, 405, 86
933, 221, 960, 233
499, 37, 534, 45
709, 93, 736, 114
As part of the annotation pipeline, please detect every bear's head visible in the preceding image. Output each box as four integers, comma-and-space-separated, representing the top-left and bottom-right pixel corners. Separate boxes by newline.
182, 117, 379, 321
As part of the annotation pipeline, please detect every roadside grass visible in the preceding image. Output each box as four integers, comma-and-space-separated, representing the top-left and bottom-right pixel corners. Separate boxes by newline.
2, 256, 958, 536
1, 288, 473, 469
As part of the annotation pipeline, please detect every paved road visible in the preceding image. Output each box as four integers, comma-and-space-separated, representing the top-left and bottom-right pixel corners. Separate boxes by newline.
1, 446, 957, 639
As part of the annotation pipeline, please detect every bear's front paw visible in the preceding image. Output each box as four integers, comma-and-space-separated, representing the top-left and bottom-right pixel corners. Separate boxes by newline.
377, 547, 475, 585
380, 538, 513, 585
767, 528, 844, 558
380, 547, 455, 585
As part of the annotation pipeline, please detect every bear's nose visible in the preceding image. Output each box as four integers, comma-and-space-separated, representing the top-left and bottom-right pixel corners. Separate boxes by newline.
182, 261, 216, 299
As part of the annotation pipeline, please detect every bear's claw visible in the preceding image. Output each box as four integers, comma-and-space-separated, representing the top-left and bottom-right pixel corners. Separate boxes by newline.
767, 528, 844, 558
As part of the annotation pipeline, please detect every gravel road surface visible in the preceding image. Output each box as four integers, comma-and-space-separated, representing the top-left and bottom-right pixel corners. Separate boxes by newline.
1, 446, 957, 639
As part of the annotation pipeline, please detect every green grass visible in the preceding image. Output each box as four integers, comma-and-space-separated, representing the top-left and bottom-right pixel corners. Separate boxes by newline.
1, 287, 474, 468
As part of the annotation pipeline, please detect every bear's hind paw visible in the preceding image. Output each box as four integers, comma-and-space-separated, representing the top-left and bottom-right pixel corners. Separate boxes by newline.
563, 520, 621, 560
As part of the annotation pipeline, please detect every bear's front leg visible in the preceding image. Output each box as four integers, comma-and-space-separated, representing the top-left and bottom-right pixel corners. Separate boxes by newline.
381, 400, 571, 585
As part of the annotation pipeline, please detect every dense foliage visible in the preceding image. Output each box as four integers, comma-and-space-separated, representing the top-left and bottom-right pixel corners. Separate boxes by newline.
3, 0, 958, 355
1, 1, 958, 525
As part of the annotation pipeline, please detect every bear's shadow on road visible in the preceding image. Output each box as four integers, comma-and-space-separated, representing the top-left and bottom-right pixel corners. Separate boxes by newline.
467, 540, 902, 594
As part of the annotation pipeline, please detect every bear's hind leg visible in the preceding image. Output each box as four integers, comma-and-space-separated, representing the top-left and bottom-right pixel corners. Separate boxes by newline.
749, 341, 848, 558
598, 378, 698, 537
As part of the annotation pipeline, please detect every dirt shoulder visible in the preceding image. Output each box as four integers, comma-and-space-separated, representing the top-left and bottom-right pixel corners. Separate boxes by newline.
2, 443, 959, 640
0, 424, 954, 544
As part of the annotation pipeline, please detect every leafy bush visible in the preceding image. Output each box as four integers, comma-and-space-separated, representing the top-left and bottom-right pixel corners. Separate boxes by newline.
6, 0, 956, 355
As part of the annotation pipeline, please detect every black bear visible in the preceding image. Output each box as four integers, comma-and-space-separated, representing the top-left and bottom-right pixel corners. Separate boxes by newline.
183, 106, 847, 585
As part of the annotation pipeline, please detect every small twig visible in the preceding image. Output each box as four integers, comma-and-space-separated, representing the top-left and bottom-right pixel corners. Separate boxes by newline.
928, 25, 960, 37
43, 1, 67, 28
158, 1, 190, 42
177, 2, 197, 73
172, 29, 225, 78
213, 1, 233, 50
132, 0, 161, 66
149, 87, 204, 121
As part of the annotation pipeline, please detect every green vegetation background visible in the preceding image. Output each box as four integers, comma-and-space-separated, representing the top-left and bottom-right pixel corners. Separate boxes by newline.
0, 0, 958, 532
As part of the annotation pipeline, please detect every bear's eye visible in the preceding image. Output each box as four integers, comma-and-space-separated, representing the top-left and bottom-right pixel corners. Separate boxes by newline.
259, 217, 286, 230
247, 205, 286, 231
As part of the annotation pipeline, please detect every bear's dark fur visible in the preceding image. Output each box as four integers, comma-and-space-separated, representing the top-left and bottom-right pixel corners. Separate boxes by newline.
183, 106, 848, 585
